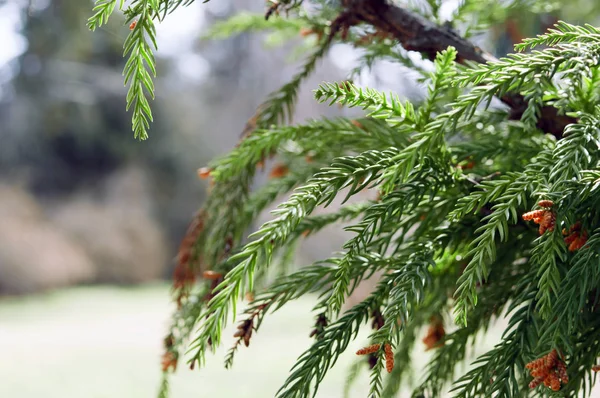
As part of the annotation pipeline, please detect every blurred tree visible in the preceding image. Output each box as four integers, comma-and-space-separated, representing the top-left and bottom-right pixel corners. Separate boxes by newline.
3, 0, 139, 194
0, 0, 346, 286
1, 0, 203, 257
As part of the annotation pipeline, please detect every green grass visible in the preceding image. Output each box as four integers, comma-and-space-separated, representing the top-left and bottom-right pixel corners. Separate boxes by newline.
0, 284, 376, 398
3, 284, 581, 397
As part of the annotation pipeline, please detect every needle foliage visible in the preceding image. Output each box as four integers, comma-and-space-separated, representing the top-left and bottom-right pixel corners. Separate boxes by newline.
90, 0, 600, 396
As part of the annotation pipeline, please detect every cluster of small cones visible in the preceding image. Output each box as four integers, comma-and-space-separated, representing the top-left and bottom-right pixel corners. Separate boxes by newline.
197, 167, 211, 180
356, 343, 394, 373
384, 344, 393, 373
244, 160, 290, 178
371, 308, 385, 331
563, 222, 588, 252
367, 309, 386, 369
173, 212, 207, 307
309, 313, 328, 340
522, 200, 590, 250
269, 163, 289, 179
526, 349, 568, 391
197, 167, 217, 190
202, 270, 224, 303
172, 261, 196, 299
299, 27, 324, 41
230, 303, 268, 349
161, 334, 178, 372
202, 270, 222, 280
174, 213, 205, 288
422, 316, 445, 351
233, 318, 254, 348
457, 156, 475, 170
522, 200, 556, 235
161, 351, 178, 372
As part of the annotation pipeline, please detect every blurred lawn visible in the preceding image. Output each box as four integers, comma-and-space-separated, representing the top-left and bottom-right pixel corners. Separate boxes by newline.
3, 284, 585, 398
0, 285, 377, 398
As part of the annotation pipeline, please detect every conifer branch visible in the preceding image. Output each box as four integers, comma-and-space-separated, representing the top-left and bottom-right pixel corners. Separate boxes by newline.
451, 286, 537, 397
203, 12, 304, 39
531, 230, 566, 318
515, 21, 600, 51
276, 251, 433, 398
453, 175, 531, 325
90, 2, 600, 397
222, 251, 392, 369
549, 109, 600, 182
327, 174, 444, 314
380, 307, 430, 398
338, 0, 576, 138
449, 173, 519, 221
543, 228, 600, 341
188, 149, 399, 365
375, 51, 458, 192
275, 291, 377, 398
558, 316, 600, 396
122, 4, 157, 140
415, 248, 527, 396
369, 246, 435, 345
210, 118, 403, 183
157, 374, 169, 398
88, 0, 123, 29
313, 82, 418, 128
88, 0, 158, 139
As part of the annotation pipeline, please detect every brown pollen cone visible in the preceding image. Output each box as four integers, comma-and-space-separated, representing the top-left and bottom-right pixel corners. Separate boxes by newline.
563, 222, 588, 251
356, 344, 381, 355
174, 212, 205, 298
202, 270, 223, 280
538, 200, 554, 208
269, 163, 289, 179
522, 209, 545, 222
161, 351, 178, 372
309, 313, 328, 340
197, 167, 211, 179
423, 316, 445, 351
525, 349, 567, 392
522, 209, 555, 235
384, 343, 394, 373
233, 318, 254, 348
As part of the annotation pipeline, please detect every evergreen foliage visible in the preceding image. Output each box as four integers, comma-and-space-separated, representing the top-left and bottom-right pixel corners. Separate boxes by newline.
91, 0, 600, 396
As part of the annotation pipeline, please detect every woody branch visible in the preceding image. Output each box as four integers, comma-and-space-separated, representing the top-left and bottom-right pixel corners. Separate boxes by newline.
336, 0, 575, 139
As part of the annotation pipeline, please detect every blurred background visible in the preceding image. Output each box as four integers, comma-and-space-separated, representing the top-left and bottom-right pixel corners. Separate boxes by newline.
1, 0, 599, 397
